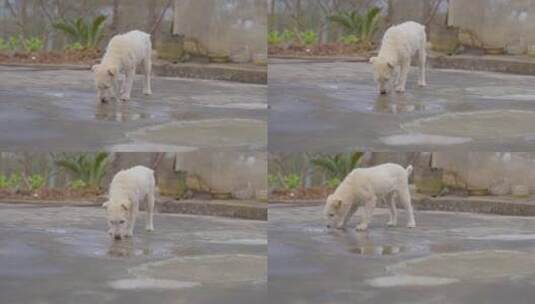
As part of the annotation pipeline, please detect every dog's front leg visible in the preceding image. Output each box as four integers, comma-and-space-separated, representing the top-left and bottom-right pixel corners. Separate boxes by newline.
126, 207, 136, 237
120, 67, 136, 101
395, 60, 410, 93
357, 196, 377, 231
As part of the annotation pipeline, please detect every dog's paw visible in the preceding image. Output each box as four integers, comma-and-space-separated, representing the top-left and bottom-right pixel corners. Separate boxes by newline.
407, 222, 416, 229
143, 89, 152, 96
418, 81, 427, 87
119, 94, 130, 101
356, 223, 368, 231
145, 226, 154, 232
387, 221, 397, 227
395, 86, 406, 93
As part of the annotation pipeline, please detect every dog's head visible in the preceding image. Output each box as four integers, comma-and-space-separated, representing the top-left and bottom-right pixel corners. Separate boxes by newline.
324, 194, 345, 229
103, 200, 129, 240
370, 57, 395, 94
92, 64, 119, 103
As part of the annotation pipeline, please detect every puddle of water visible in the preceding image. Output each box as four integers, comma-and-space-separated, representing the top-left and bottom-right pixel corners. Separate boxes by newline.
129, 118, 266, 147
380, 133, 472, 146
108, 278, 200, 290
206, 239, 267, 245
467, 234, 535, 241
349, 245, 403, 256
367, 275, 459, 287
200, 103, 268, 110
401, 110, 535, 139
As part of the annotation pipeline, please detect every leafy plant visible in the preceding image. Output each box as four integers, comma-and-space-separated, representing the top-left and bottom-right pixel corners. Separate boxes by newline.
53, 15, 107, 49
22, 37, 44, 53
280, 29, 296, 43
28, 174, 45, 191
55, 152, 109, 189
0, 175, 8, 188
340, 34, 360, 45
65, 42, 84, 51
70, 179, 87, 190
283, 174, 301, 191
329, 7, 381, 46
0, 36, 21, 52
268, 174, 280, 188
311, 152, 364, 181
268, 31, 283, 45
7, 172, 22, 189
301, 30, 318, 45
326, 177, 341, 189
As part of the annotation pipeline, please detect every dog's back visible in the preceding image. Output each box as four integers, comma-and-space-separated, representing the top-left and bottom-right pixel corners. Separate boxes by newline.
110, 165, 155, 203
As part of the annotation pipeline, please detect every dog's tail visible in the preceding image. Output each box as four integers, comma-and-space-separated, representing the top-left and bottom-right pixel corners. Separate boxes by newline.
406, 165, 413, 177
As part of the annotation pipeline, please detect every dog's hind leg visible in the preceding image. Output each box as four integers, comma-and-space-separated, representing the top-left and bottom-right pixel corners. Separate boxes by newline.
143, 51, 152, 96
399, 188, 416, 228
145, 191, 155, 232
386, 192, 398, 227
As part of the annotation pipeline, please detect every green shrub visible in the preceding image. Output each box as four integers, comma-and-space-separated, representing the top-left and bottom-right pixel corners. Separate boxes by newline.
268, 31, 283, 45
55, 152, 109, 189
53, 15, 107, 49
70, 179, 87, 190
7, 172, 22, 189
283, 174, 301, 190
311, 152, 364, 181
301, 30, 318, 45
329, 7, 381, 46
326, 177, 341, 189
22, 37, 44, 53
0, 36, 21, 52
28, 174, 45, 191
340, 34, 360, 45
280, 29, 296, 43
65, 42, 84, 51
0, 175, 8, 188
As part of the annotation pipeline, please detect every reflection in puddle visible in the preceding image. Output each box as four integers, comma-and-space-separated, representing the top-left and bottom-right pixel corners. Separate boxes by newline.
350, 245, 404, 256
374, 94, 428, 114
107, 238, 136, 257
95, 103, 152, 122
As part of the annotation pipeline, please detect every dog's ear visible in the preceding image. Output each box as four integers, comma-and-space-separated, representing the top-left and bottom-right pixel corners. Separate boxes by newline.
121, 203, 128, 211
334, 199, 342, 209
369, 56, 377, 64
102, 201, 109, 208
91, 64, 100, 72
387, 61, 395, 69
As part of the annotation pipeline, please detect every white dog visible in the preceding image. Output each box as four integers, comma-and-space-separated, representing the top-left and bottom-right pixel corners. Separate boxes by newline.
324, 163, 415, 231
92, 30, 152, 102
103, 165, 155, 240
370, 21, 427, 94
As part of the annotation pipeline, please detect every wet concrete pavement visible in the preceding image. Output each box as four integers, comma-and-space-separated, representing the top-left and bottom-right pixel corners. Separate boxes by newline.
0, 203, 267, 304
0, 66, 266, 151
269, 205, 535, 304
269, 59, 535, 152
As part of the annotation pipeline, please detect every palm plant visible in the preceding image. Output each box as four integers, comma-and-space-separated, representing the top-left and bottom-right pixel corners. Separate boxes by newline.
53, 15, 107, 49
55, 152, 109, 189
311, 152, 364, 181
328, 7, 381, 46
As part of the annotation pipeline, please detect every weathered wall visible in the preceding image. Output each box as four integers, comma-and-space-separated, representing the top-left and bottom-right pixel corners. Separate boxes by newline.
175, 151, 267, 200
173, 0, 267, 63
449, 0, 535, 53
432, 152, 535, 195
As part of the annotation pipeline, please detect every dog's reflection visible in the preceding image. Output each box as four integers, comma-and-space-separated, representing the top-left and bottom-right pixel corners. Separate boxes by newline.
374, 94, 425, 114
107, 238, 135, 257
95, 102, 145, 122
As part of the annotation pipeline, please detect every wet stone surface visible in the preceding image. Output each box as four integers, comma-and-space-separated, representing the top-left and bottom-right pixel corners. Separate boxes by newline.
0, 67, 267, 151
269, 59, 535, 152
0, 203, 267, 304
269, 205, 535, 304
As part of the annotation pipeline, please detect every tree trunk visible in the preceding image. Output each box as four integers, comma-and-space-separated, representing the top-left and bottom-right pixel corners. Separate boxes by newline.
110, 0, 120, 34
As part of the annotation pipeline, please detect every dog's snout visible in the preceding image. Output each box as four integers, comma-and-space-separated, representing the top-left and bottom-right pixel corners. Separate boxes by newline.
380, 90, 387, 95
326, 224, 331, 228
114, 235, 122, 240
101, 98, 108, 103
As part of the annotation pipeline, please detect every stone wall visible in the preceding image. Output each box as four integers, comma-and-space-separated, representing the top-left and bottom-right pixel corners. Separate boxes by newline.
448, 0, 535, 54
173, 0, 267, 63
